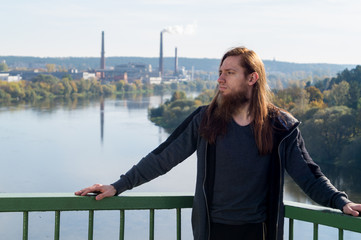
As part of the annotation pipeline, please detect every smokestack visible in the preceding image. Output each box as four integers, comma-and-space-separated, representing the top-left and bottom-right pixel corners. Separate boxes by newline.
100, 31, 105, 79
159, 31, 163, 76
174, 47, 178, 76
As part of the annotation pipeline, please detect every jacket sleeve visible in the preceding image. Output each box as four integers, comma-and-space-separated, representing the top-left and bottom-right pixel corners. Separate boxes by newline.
111, 107, 204, 195
284, 127, 351, 211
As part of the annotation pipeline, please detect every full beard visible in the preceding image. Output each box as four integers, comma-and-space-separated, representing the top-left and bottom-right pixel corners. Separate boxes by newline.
214, 88, 250, 122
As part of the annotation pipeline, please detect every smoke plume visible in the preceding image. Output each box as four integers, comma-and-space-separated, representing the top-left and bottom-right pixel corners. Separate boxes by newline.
162, 22, 197, 35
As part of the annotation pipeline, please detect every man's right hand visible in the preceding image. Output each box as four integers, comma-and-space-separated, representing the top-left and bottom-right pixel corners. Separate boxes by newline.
75, 184, 117, 200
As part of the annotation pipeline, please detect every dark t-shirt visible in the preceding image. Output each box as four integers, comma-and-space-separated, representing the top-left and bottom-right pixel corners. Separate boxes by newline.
210, 119, 271, 225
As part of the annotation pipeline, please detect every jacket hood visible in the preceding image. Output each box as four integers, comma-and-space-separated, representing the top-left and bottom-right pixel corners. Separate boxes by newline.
274, 110, 300, 132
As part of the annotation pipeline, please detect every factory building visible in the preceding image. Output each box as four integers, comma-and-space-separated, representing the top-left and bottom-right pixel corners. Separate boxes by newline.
3, 30, 191, 85
0, 73, 22, 82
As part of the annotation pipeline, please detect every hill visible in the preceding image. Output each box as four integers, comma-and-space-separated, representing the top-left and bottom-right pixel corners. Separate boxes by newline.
1, 56, 356, 88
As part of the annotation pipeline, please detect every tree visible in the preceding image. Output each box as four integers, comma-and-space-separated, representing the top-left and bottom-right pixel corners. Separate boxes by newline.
31, 74, 59, 84
51, 82, 65, 95
324, 81, 350, 107
339, 136, 361, 167
272, 85, 309, 117
320, 65, 361, 109
301, 106, 355, 164
116, 80, 126, 92
195, 80, 205, 91
170, 91, 186, 102
134, 80, 142, 89
170, 82, 178, 90
305, 86, 325, 109
0, 61, 9, 72
1, 82, 26, 99
89, 79, 103, 95
306, 86, 323, 102
46, 64, 56, 72
76, 79, 91, 94
0, 89, 11, 101
102, 84, 115, 96
195, 89, 215, 104
61, 73, 73, 80
153, 84, 165, 93
70, 81, 78, 94
61, 78, 73, 97
25, 87, 38, 101
124, 83, 137, 92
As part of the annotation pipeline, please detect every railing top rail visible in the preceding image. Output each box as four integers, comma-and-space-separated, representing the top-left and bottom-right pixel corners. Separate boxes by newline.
284, 200, 361, 234
0, 192, 194, 212
1, 193, 360, 234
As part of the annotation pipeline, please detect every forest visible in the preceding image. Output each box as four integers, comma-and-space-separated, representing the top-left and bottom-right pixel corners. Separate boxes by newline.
149, 66, 361, 168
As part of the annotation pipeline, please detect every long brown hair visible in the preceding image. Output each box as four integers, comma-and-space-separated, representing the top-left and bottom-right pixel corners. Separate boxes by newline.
199, 47, 277, 155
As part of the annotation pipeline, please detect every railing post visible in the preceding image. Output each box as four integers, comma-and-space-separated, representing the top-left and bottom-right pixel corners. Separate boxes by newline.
54, 211, 61, 240
119, 210, 125, 240
313, 223, 318, 240
288, 218, 294, 240
177, 208, 181, 240
338, 228, 343, 240
88, 210, 94, 240
23, 211, 29, 240
149, 209, 154, 240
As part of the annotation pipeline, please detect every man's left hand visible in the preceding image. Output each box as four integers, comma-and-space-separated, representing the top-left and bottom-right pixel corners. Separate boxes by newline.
343, 202, 361, 217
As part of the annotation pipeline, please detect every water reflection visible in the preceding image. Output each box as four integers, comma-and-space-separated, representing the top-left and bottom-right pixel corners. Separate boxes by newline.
100, 97, 104, 144
284, 163, 361, 204
0, 92, 157, 113
319, 163, 361, 202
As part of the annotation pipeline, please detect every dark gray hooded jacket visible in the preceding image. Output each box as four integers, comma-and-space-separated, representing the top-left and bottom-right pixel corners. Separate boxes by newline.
112, 106, 350, 240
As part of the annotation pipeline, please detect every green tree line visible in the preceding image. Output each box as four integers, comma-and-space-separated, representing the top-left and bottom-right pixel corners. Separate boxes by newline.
0, 74, 217, 103
149, 90, 215, 130
0, 74, 116, 102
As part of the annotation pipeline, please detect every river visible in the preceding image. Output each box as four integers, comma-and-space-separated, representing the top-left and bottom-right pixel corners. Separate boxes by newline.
0, 94, 360, 239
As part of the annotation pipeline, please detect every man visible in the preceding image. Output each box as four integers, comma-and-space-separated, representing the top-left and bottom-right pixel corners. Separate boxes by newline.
76, 47, 361, 240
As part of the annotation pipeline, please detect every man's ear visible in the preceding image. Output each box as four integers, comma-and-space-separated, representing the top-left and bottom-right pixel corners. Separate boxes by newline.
248, 72, 259, 86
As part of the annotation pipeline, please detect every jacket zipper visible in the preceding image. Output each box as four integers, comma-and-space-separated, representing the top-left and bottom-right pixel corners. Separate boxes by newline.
202, 143, 211, 240
276, 124, 299, 240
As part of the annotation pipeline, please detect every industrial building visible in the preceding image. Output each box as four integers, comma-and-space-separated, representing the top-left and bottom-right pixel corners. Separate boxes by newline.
1, 30, 191, 84
93, 30, 191, 85
0, 73, 22, 82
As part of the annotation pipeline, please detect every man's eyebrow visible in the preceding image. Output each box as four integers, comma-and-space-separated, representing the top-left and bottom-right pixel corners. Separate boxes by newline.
219, 68, 237, 72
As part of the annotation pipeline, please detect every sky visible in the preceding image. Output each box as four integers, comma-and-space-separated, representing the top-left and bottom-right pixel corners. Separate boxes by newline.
1, 0, 361, 65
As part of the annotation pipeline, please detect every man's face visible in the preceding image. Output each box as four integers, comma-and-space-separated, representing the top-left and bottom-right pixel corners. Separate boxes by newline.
217, 55, 250, 97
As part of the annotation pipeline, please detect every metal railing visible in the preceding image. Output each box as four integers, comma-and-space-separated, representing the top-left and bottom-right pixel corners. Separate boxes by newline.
1, 193, 360, 240
0, 193, 193, 240
285, 200, 361, 240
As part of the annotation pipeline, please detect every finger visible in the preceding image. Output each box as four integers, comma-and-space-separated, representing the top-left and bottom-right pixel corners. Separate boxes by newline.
75, 184, 103, 196
74, 189, 88, 195
95, 193, 106, 201
350, 209, 359, 217
345, 206, 360, 217
94, 186, 117, 200
352, 204, 361, 211
350, 205, 361, 217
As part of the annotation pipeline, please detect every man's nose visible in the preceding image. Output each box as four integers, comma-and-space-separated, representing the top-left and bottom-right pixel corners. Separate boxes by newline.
218, 74, 225, 83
